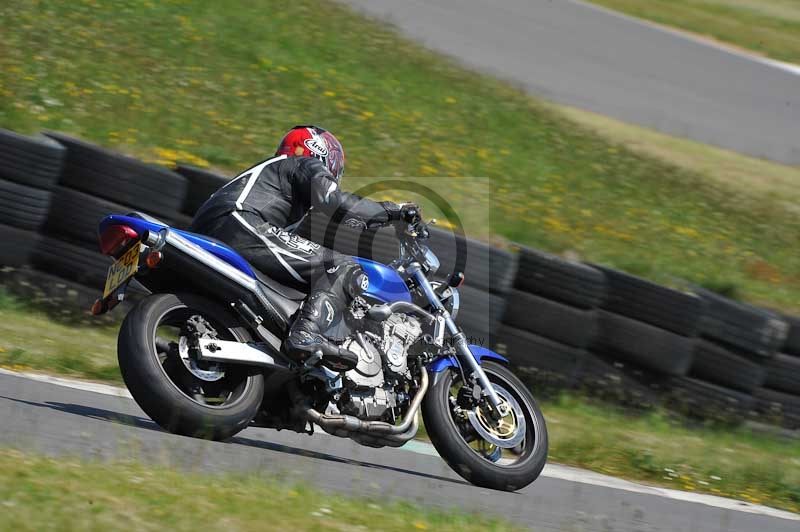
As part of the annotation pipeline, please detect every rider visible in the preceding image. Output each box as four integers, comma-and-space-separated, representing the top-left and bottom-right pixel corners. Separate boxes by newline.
189, 125, 419, 371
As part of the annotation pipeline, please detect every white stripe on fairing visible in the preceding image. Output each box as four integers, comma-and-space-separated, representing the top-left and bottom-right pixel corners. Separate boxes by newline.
2, 367, 798, 522
570, 0, 800, 77
231, 211, 307, 284
235, 155, 287, 210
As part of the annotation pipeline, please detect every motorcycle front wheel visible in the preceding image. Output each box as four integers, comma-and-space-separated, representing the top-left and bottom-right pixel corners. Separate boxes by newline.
118, 292, 264, 441
421, 361, 548, 491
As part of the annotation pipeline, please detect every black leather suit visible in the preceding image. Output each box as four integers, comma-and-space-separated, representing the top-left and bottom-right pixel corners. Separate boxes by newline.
190, 155, 401, 368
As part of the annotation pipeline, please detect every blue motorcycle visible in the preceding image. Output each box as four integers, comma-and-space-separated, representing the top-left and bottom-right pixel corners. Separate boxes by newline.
94, 212, 548, 491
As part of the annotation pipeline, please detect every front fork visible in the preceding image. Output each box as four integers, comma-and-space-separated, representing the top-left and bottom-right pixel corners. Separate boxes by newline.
411, 267, 507, 418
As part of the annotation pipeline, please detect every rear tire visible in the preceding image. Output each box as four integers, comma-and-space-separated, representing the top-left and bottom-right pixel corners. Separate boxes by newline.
422, 361, 548, 491
118, 293, 264, 440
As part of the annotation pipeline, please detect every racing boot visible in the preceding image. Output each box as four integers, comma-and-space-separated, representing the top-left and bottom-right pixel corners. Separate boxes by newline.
284, 290, 359, 372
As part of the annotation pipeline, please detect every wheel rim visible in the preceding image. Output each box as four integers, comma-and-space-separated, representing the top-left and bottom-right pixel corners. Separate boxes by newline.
445, 368, 543, 467
152, 305, 253, 409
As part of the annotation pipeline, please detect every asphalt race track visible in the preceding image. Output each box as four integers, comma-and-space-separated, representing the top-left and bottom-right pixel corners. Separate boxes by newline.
338, 0, 800, 165
2, 371, 798, 531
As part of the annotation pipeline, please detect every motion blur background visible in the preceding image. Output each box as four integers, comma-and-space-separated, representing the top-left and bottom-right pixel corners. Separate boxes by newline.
0, 1, 798, 530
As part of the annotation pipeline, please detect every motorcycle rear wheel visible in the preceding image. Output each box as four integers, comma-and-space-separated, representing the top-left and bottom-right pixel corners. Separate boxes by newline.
118, 292, 264, 440
422, 361, 548, 491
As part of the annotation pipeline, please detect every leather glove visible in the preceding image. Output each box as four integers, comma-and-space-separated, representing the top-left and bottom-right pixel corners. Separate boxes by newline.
399, 203, 422, 224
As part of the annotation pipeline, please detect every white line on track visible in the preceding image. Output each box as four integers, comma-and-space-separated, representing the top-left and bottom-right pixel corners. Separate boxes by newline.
0, 367, 133, 398
2, 368, 798, 522
570, 0, 800, 77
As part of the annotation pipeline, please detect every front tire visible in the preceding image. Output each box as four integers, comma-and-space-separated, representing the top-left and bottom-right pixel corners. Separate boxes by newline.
422, 361, 548, 491
118, 293, 264, 440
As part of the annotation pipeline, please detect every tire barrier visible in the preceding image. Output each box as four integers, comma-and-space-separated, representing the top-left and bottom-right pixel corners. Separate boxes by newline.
44, 186, 172, 247
455, 285, 507, 348
754, 388, 800, 430
503, 289, 597, 349
1, 128, 799, 428
0, 178, 53, 231
697, 288, 788, 358
498, 247, 602, 396
592, 311, 694, 377
668, 377, 755, 424
782, 315, 800, 357
575, 353, 664, 409
496, 325, 587, 394
764, 354, 800, 396
0, 129, 65, 190
0, 129, 64, 266
689, 340, 766, 393
427, 229, 516, 295
513, 247, 606, 308
0, 223, 41, 267
31, 236, 111, 289
44, 132, 187, 219
595, 266, 705, 336
174, 164, 231, 218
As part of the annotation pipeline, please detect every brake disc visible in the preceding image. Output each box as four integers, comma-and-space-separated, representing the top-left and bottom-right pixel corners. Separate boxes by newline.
178, 336, 225, 382
466, 383, 526, 449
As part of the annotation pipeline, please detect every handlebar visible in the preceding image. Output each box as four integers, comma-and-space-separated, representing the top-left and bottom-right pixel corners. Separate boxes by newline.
394, 218, 434, 242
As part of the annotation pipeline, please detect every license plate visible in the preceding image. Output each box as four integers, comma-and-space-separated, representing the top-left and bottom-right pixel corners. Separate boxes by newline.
103, 243, 141, 298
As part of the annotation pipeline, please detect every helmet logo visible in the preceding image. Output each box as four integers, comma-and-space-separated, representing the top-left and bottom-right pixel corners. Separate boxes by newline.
304, 138, 328, 157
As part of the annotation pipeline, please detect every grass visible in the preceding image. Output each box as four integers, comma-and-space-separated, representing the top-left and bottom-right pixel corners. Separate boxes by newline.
1, 0, 799, 310
555, 105, 800, 214
0, 449, 520, 532
544, 395, 800, 513
0, 290, 121, 383
1, 296, 797, 513
587, 0, 800, 64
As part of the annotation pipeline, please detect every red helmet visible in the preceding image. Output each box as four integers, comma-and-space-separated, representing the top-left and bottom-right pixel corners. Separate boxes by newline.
275, 125, 345, 180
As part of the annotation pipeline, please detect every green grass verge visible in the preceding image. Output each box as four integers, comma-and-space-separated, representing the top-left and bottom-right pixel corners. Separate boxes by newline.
1, 0, 799, 310
0, 291, 121, 383
0, 449, 520, 532
588, 0, 800, 64
545, 395, 800, 513
1, 299, 797, 513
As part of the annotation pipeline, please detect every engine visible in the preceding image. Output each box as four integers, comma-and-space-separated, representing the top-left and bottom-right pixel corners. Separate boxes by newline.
336, 313, 423, 421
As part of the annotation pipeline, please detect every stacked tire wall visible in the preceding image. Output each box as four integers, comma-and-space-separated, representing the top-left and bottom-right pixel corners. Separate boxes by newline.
2, 127, 800, 428
0, 130, 64, 267
495, 248, 604, 396
755, 316, 800, 428
31, 132, 189, 289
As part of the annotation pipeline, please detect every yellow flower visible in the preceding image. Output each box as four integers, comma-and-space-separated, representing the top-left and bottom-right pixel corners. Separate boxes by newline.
674, 226, 700, 238
323, 91, 336, 98
444, 97, 457, 104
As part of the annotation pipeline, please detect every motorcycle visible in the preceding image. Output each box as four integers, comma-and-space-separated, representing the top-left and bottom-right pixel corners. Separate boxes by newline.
92, 211, 548, 491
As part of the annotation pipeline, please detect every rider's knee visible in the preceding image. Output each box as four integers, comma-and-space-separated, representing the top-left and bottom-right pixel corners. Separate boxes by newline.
322, 258, 368, 302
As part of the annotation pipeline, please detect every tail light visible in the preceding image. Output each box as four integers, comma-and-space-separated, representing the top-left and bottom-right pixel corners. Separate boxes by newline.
99, 225, 139, 257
